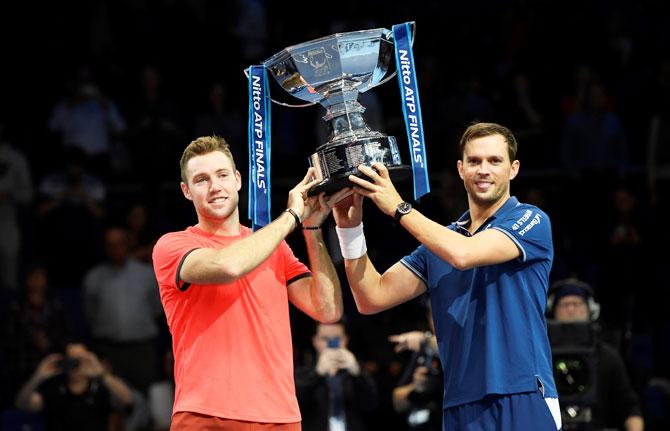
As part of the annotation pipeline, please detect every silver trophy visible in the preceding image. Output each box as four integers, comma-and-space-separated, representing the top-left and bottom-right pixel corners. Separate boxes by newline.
246, 24, 415, 195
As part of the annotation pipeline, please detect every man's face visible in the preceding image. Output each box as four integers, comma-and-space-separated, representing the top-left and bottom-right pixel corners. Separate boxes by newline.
313, 323, 347, 354
105, 228, 129, 264
554, 294, 590, 322
457, 134, 519, 207
181, 151, 241, 223
63, 343, 87, 377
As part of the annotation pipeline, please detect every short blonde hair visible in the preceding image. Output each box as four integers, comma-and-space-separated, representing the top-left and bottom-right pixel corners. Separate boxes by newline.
180, 136, 236, 183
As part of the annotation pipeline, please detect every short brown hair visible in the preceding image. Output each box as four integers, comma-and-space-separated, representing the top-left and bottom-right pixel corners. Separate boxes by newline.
180, 136, 235, 183
458, 122, 518, 161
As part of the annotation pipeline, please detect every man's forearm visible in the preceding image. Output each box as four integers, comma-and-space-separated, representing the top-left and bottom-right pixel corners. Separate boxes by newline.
223, 211, 296, 276
15, 373, 43, 411
392, 383, 416, 412
343, 254, 384, 314
101, 372, 134, 406
304, 229, 342, 322
184, 211, 297, 284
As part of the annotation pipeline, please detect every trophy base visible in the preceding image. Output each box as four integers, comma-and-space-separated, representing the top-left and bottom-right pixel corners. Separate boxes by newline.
308, 165, 411, 196
307, 135, 410, 196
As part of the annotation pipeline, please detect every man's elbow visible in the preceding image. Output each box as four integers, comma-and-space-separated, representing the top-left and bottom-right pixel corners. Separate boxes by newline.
355, 300, 384, 315
185, 261, 243, 285
449, 251, 474, 271
215, 260, 246, 283
15, 397, 39, 413
119, 393, 135, 407
317, 309, 343, 324
315, 300, 344, 323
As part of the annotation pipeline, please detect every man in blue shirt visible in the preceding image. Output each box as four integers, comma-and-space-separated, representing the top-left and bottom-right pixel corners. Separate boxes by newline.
333, 122, 561, 430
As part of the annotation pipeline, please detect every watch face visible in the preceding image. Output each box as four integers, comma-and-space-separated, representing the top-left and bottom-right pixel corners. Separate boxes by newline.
398, 202, 412, 214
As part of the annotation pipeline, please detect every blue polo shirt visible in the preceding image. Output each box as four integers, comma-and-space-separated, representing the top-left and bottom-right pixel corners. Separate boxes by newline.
401, 196, 557, 409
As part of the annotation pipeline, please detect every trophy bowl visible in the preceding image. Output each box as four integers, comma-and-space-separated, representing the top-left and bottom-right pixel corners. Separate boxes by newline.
252, 26, 414, 195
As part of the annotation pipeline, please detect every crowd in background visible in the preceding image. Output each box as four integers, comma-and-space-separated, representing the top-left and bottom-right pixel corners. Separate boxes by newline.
1, 0, 670, 429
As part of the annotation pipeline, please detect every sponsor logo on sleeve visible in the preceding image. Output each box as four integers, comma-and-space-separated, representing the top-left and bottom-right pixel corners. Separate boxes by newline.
512, 209, 533, 231
518, 213, 541, 236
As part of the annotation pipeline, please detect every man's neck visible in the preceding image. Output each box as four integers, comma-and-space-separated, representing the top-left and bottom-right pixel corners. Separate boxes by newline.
68, 377, 89, 395
197, 212, 241, 236
467, 195, 509, 233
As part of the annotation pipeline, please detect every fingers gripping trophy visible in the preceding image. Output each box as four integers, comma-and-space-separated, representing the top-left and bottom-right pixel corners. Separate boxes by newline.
245, 22, 430, 229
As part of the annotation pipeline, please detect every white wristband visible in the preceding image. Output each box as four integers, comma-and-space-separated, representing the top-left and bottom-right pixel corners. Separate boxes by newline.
336, 223, 367, 259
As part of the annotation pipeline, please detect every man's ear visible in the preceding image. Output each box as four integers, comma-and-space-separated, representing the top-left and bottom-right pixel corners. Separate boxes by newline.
236, 170, 242, 192
457, 160, 464, 180
181, 182, 193, 201
509, 160, 520, 180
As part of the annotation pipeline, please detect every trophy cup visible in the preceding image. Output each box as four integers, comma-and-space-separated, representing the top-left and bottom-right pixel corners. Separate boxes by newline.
246, 23, 418, 196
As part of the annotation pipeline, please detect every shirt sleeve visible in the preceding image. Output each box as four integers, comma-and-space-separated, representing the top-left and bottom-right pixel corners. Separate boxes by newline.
152, 232, 202, 292
400, 245, 429, 285
491, 205, 553, 263
279, 240, 311, 285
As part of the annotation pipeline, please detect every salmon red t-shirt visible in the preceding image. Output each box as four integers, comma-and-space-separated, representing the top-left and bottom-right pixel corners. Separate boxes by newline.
152, 226, 310, 423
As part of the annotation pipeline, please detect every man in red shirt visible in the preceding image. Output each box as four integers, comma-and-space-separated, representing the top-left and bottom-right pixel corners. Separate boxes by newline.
152, 136, 347, 430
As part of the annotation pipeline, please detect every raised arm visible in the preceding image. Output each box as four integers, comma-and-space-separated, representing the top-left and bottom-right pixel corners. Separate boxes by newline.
288, 189, 351, 322
76, 347, 134, 407
350, 164, 520, 270
180, 169, 318, 285
15, 353, 62, 412
333, 193, 426, 314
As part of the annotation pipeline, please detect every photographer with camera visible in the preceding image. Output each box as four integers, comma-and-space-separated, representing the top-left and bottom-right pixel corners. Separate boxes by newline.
389, 302, 442, 431
295, 321, 378, 431
14, 342, 133, 430
548, 278, 644, 431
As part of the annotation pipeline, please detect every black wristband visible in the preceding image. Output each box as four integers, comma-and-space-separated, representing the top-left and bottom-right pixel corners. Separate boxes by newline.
284, 208, 301, 228
302, 225, 321, 230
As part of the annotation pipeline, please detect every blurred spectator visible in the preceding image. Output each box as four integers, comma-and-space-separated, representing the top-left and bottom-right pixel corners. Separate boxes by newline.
342, 302, 429, 431
295, 320, 378, 431
561, 64, 604, 118
560, 81, 629, 176
389, 303, 442, 431
233, 0, 268, 62
440, 72, 498, 164
83, 226, 162, 393
647, 106, 670, 206
643, 377, 670, 431
547, 278, 644, 431
0, 264, 73, 408
124, 202, 158, 263
14, 342, 134, 431
600, 185, 649, 333
194, 81, 244, 157
125, 64, 185, 183
36, 149, 106, 287
47, 66, 127, 177
0, 132, 33, 291
498, 71, 550, 167
147, 349, 175, 431
608, 185, 642, 248
646, 58, 670, 209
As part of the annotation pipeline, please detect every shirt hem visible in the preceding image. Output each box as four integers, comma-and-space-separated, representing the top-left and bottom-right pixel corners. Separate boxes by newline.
173, 404, 302, 424
444, 383, 557, 409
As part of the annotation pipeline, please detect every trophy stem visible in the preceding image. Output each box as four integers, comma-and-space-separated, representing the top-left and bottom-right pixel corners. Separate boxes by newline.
321, 100, 377, 150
